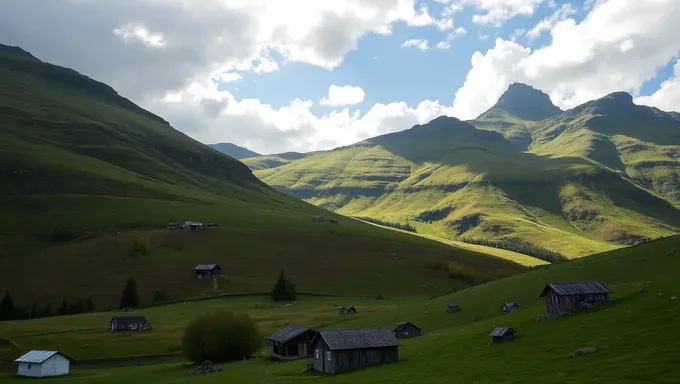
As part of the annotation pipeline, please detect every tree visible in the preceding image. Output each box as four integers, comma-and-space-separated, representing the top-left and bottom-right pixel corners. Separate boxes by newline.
271, 269, 297, 301
0, 292, 14, 321
119, 277, 139, 309
42, 304, 53, 318
85, 297, 94, 312
57, 298, 69, 316
181, 311, 261, 363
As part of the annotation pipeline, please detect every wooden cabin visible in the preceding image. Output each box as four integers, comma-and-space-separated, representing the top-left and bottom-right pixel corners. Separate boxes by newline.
340, 305, 356, 315
311, 328, 399, 374
447, 302, 460, 313
166, 222, 181, 229
182, 221, 203, 230
205, 223, 218, 229
15, 351, 72, 378
489, 327, 516, 343
394, 322, 421, 339
312, 216, 324, 223
266, 326, 318, 360
194, 264, 222, 279
109, 316, 150, 332
501, 302, 520, 313
540, 281, 612, 317
329, 219, 339, 224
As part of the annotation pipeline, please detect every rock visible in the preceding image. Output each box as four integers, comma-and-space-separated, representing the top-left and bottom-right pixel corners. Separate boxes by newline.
570, 347, 597, 357
671, 296, 678, 301
659, 293, 664, 296
189, 360, 223, 376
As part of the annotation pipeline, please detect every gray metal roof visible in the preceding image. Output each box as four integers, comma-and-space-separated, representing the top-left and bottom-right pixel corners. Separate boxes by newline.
266, 326, 311, 343
502, 302, 518, 308
15, 351, 69, 364
539, 281, 612, 297
489, 327, 515, 337
194, 264, 220, 270
315, 329, 399, 351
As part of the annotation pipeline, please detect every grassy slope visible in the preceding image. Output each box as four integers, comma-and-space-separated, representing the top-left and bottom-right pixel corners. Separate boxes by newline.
0, 45, 525, 308
255, 111, 680, 257
2, 235, 679, 383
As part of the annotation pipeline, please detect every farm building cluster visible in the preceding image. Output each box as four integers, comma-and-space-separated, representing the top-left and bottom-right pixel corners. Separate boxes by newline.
166, 221, 218, 230
312, 216, 338, 224
11, 280, 612, 377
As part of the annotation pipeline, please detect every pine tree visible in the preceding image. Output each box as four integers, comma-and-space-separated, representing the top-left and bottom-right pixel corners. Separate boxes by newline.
57, 298, 69, 316
119, 277, 139, 309
271, 269, 297, 301
0, 292, 15, 321
43, 304, 53, 318
85, 297, 94, 312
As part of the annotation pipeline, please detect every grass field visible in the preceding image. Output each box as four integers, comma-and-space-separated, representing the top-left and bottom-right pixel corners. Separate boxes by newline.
2, 236, 679, 383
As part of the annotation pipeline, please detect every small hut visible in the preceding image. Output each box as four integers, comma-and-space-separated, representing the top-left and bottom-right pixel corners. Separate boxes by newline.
490, 327, 516, 343
312, 216, 324, 223
266, 326, 318, 360
194, 264, 222, 279
501, 302, 520, 313
310, 328, 399, 374
539, 281, 612, 317
394, 322, 421, 339
109, 316, 150, 332
167, 222, 181, 229
15, 351, 72, 378
447, 302, 460, 313
340, 305, 357, 315
182, 221, 203, 230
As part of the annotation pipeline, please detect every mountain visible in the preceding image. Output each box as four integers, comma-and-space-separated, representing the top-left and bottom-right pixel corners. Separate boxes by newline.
208, 142, 261, 159
251, 84, 680, 257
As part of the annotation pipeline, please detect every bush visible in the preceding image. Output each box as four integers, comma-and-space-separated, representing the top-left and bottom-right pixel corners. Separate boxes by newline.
181, 311, 261, 363
132, 236, 151, 255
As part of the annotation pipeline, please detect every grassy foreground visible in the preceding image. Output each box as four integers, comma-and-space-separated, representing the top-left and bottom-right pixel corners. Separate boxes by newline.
2, 236, 679, 383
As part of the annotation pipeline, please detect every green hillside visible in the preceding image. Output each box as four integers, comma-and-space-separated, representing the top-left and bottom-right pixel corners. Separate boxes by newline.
2, 235, 678, 383
207, 143, 261, 159
0, 44, 525, 309
252, 85, 680, 257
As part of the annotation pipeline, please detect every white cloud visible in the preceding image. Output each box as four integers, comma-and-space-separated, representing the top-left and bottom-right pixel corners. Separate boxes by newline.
448, 26, 468, 39
217, 72, 242, 82
635, 60, 680, 112
435, 41, 452, 50
113, 24, 167, 48
462, 0, 546, 26
526, 3, 576, 41
452, 0, 680, 119
402, 39, 430, 51
320, 85, 366, 106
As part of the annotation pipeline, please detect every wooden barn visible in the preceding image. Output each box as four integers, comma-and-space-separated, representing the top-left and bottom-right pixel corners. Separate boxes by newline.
15, 350, 72, 378
109, 316, 150, 332
501, 302, 520, 313
340, 305, 356, 315
447, 302, 460, 313
490, 327, 516, 343
540, 281, 612, 317
311, 328, 399, 374
182, 221, 203, 230
194, 264, 222, 279
394, 322, 421, 339
266, 326, 318, 360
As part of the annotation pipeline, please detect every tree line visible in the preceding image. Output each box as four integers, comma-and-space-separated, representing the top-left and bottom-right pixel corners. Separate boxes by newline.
353, 216, 417, 233
0, 292, 95, 321
460, 236, 568, 263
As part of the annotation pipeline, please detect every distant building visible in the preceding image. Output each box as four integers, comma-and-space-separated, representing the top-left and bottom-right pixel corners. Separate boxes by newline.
312, 216, 324, 223
109, 316, 150, 332
205, 223, 218, 229
489, 327, 516, 343
311, 328, 399, 374
195, 264, 222, 279
540, 281, 612, 317
266, 326, 318, 360
15, 351, 71, 378
182, 221, 203, 230
394, 322, 421, 339
167, 222, 181, 229
501, 302, 520, 313
340, 305, 356, 315
329, 219, 338, 224
447, 302, 460, 313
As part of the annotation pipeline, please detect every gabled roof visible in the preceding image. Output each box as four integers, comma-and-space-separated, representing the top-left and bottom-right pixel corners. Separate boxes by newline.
395, 322, 421, 331
15, 350, 71, 363
313, 329, 399, 351
502, 302, 519, 307
194, 264, 220, 270
489, 327, 515, 337
341, 305, 355, 310
110, 316, 148, 324
539, 281, 612, 297
266, 326, 312, 343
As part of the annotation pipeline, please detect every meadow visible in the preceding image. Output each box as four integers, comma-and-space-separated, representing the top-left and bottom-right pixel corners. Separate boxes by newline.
1, 235, 679, 383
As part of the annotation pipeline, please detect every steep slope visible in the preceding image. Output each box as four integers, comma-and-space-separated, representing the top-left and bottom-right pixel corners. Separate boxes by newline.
0, 44, 526, 307
253, 85, 680, 257
208, 142, 261, 159
242, 151, 314, 170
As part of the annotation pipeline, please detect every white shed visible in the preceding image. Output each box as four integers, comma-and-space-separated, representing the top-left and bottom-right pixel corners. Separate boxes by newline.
15, 350, 71, 378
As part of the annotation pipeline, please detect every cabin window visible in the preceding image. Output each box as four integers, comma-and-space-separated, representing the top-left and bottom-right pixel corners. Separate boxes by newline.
315, 349, 320, 359
404, 331, 409, 336
27, 363, 32, 369
326, 351, 332, 361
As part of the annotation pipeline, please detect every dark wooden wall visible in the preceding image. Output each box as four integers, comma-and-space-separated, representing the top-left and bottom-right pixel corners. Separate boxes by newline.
545, 291, 610, 316
396, 324, 421, 339
313, 345, 399, 374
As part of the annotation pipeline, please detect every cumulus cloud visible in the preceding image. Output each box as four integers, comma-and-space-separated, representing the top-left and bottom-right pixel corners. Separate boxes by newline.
402, 39, 430, 51
452, 0, 680, 119
635, 60, 680, 112
462, 0, 546, 26
435, 41, 452, 50
320, 85, 366, 106
525, 3, 576, 41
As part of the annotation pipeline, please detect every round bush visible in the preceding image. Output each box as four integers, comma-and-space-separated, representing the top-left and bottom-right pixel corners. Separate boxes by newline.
181, 310, 261, 363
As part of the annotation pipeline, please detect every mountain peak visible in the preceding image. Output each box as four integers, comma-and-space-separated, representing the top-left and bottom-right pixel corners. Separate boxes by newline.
478, 83, 562, 121
0, 44, 39, 61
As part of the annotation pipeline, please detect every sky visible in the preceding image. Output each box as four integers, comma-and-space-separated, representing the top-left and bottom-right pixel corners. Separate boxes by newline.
1, 0, 680, 155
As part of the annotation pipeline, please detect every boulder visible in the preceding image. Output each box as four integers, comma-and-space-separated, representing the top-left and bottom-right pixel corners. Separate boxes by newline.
570, 347, 597, 357
189, 360, 223, 376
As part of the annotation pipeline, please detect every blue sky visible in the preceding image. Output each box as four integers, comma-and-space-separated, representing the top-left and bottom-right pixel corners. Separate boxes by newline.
2, 0, 679, 153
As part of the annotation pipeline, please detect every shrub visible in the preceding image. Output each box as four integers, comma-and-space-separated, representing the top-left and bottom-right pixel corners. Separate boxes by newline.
181, 311, 261, 363
132, 236, 151, 255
